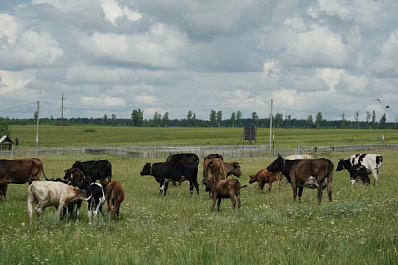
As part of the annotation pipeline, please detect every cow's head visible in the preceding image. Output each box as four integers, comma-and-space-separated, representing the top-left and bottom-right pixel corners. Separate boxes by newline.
230, 162, 242, 178
248, 174, 258, 184
267, 154, 284, 173
203, 180, 216, 192
72, 161, 81, 168
140, 163, 152, 176
336, 159, 349, 171
64, 169, 72, 180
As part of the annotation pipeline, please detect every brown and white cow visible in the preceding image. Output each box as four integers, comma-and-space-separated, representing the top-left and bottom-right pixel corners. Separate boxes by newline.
100, 180, 125, 221
28, 181, 86, 224
267, 154, 333, 204
204, 179, 247, 212
0, 158, 47, 200
248, 169, 280, 194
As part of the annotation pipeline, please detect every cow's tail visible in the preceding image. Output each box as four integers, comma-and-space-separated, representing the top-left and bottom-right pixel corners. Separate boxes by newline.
240, 184, 248, 189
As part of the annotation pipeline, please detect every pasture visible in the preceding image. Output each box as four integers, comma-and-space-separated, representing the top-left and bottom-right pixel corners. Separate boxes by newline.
1, 150, 397, 264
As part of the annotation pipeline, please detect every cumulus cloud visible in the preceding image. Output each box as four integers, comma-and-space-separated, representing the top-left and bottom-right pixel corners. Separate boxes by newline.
0, 0, 397, 122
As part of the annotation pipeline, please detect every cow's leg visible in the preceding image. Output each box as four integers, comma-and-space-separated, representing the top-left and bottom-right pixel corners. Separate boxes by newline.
57, 202, 66, 222
371, 169, 379, 185
259, 181, 265, 193
230, 196, 236, 212
87, 199, 93, 224
193, 179, 200, 195
236, 192, 241, 210
189, 181, 194, 196
277, 177, 281, 192
268, 182, 272, 194
291, 182, 298, 202
159, 181, 165, 196
75, 201, 82, 222
317, 185, 323, 204
163, 182, 169, 196
0, 183, 8, 201
211, 196, 217, 213
217, 198, 222, 212
27, 190, 35, 225
297, 186, 304, 203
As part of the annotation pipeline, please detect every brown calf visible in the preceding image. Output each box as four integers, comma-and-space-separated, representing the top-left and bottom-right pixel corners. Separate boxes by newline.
204, 179, 247, 212
100, 180, 125, 221
249, 168, 281, 194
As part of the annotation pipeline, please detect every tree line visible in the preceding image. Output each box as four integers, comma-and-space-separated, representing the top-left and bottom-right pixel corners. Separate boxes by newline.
0, 109, 396, 136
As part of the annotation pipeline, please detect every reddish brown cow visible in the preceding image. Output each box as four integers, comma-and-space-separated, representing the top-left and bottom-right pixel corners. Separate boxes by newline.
249, 169, 281, 194
204, 179, 247, 212
0, 158, 46, 200
101, 180, 125, 221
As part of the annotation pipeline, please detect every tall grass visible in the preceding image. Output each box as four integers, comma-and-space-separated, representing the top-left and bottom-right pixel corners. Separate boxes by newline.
1, 150, 397, 264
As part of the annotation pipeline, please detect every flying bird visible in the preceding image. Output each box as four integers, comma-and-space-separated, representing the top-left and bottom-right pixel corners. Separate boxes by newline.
375, 99, 381, 103
386, 106, 390, 108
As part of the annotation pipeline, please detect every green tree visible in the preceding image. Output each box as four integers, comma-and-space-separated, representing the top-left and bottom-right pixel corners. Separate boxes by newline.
131, 108, 144, 127
210, 110, 217, 127
216, 110, 223, 127
251, 112, 259, 126
380, 113, 387, 129
101, 114, 108, 125
187, 110, 196, 127
230, 112, 236, 127
307, 114, 314, 129
275, 113, 283, 128
0, 118, 11, 136
315, 112, 322, 129
285, 115, 291, 128
152, 112, 161, 127
236, 111, 242, 127
111, 114, 116, 127
161, 112, 169, 127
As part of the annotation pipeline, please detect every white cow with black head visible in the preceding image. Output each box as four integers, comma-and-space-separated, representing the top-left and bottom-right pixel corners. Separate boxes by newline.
336, 154, 382, 187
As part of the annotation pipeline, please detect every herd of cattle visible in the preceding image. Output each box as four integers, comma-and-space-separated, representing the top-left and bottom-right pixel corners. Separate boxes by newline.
0, 152, 383, 224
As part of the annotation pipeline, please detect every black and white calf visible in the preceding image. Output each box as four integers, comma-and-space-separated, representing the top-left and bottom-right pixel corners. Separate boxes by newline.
336, 154, 382, 187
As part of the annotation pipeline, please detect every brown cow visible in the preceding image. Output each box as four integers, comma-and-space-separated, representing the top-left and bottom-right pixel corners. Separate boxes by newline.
249, 169, 281, 194
0, 158, 46, 200
204, 179, 247, 212
100, 180, 125, 221
203, 154, 223, 183
267, 154, 333, 204
205, 158, 242, 182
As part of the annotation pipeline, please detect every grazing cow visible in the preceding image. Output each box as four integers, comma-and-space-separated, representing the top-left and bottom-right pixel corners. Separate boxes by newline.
203, 154, 224, 183
336, 154, 382, 186
166, 153, 199, 186
0, 158, 46, 200
249, 169, 281, 194
65, 160, 112, 182
100, 180, 125, 221
28, 181, 86, 224
140, 162, 199, 196
267, 154, 334, 204
204, 179, 247, 212
63, 168, 87, 221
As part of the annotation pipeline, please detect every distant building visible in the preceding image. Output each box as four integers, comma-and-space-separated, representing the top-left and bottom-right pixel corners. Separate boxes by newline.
0, 135, 14, 150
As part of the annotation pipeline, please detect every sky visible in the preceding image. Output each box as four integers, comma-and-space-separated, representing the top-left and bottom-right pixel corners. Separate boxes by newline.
0, 0, 397, 122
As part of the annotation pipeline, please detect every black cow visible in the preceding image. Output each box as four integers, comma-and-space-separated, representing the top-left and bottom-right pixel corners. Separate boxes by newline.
166, 153, 199, 164
65, 160, 112, 182
140, 162, 199, 196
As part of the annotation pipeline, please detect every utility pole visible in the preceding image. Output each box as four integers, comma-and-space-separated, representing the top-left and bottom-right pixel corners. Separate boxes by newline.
36, 101, 40, 149
61, 94, 65, 133
269, 99, 273, 148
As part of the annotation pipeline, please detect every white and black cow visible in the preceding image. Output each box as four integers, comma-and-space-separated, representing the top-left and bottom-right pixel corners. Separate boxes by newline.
336, 154, 382, 187
140, 162, 199, 196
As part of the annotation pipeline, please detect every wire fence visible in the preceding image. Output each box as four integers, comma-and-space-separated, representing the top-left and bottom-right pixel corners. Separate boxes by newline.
1, 143, 397, 160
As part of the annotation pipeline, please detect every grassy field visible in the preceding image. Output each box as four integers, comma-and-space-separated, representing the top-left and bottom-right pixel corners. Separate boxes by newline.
0, 127, 397, 264
7, 125, 397, 148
